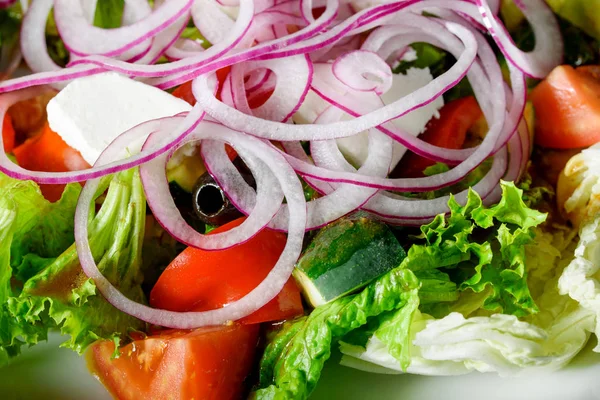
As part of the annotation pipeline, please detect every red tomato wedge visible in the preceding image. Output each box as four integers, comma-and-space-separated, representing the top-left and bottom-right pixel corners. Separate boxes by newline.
13, 122, 90, 201
150, 218, 304, 325
2, 114, 15, 153
396, 96, 482, 177
88, 323, 259, 400
530, 65, 600, 149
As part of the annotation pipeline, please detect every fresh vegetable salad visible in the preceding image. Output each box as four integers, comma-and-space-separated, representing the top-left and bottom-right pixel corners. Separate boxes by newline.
0, 0, 599, 399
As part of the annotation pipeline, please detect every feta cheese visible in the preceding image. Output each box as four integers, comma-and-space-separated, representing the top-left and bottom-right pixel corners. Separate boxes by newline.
47, 72, 192, 165
336, 67, 444, 168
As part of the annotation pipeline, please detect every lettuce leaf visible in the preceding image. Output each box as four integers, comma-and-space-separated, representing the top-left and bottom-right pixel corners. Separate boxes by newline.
0, 169, 147, 366
558, 214, 600, 349
340, 223, 594, 376
252, 268, 420, 400
545, 0, 600, 40
402, 182, 546, 317
339, 182, 558, 375
94, 0, 125, 29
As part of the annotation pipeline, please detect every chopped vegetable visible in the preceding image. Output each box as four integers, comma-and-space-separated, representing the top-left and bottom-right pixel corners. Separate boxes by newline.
556, 144, 600, 228
88, 323, 259, 400
530, 65, 600, 149
93, 0, 125, 30
294, 214, 406, 307
340, 205, 592, 376
558, 213, 600, 348
2, 113, 14, 153
0, 168, 147, 365
395, 96, 482, 177
13, 122, 90, 201
545, 0, 600, 40
150, 218, 304, 325
253, 267, 420, 400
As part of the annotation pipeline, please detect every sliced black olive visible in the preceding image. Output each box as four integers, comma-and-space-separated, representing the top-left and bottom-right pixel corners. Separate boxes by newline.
192, 158, 255, 227
168, 182, 206, 233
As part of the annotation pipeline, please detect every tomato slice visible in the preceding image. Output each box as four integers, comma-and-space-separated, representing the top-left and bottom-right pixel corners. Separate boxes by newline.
2, 114, 15, 153
88, 323, 259, 400
530, 65, 600, 149
395, 96, 482, 177
13, 122, 90, 201
150, 218, 304, 325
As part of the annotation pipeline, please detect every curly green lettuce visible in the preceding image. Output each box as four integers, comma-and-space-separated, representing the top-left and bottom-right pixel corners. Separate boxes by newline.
340, 201, 594, 376
0, 169, 147, 366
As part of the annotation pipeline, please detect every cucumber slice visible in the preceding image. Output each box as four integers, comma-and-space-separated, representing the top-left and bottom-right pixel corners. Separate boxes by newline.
294, 214, 406, 307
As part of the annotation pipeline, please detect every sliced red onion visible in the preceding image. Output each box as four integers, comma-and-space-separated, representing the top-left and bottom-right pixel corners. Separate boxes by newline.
204, 127, 392, 231
20, 0, 64, 84
0, 0, 17, 8
476, 0, 562, 78
363, 147, 508, 221
192, 22, 478, 141
164, 39, 206, 61
54, 0, 192, 58
135, 11, 190, 65
141, 121, 285, 249
332, 50, 392, 95
66, 0, 337, 81
123, 0, 153, 24
75, 121, 307, 328
245, 54, 313, 122
192, 0, 236, 45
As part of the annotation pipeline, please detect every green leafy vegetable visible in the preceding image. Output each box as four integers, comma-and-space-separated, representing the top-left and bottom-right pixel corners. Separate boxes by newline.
392, 42, 473, 102
0, 6, 21, 50
413, 158, 492, 200
507, 13, 600, 67
558, 214, 600, 349
517, 165, 554, 208
392, 43, 446, 75
340, 222, 593, 376
0, 169, 147, 366
252, 268, 420, 400
546, 0, 600, 40
94, 0, 126, 29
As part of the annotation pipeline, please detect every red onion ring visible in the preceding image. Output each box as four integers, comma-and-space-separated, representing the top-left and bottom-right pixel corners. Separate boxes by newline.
332, 50, 392, 95
54, 0, 193, 58
74, 121, 307, 328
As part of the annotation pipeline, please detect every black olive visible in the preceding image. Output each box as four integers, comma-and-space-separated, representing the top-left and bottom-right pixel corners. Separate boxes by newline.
169, 182, 206, 233
192, 158, 255, 227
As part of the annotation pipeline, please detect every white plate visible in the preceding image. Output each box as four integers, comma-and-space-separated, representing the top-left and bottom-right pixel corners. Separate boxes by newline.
2, 333, 600, 399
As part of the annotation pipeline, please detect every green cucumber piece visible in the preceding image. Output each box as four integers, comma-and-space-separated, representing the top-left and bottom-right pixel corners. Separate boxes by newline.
294, 214, 406, 307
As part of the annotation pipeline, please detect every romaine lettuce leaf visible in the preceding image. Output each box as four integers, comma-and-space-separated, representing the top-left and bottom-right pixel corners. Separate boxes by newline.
94, 0, 125, 29
0, 169, 147, 366
558, 214, 600, 350
252, 268, 420, 400
340, 223, 594, 376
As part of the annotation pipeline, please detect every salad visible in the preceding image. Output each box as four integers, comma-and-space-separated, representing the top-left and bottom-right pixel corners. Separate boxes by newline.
0, 0, 600, 399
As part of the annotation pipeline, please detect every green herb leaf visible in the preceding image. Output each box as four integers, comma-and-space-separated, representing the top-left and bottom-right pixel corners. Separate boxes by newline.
94, 0, 125, 29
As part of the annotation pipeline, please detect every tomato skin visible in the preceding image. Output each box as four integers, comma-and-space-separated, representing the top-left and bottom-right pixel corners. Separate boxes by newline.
2, 114, 15, 153
172, 67, 232, 106
88, 323, 259, 400
150, 218, 304, 325
397, 96, 482, 177
13, 122, 90, 201
530, 65, 600, 149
